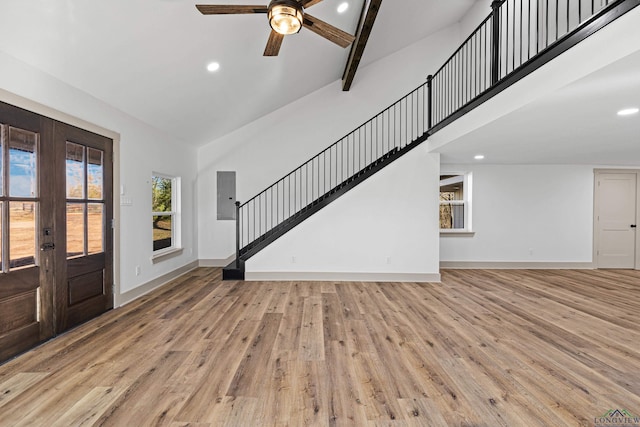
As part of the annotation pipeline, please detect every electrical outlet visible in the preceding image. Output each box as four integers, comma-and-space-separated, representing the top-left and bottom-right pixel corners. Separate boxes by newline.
386, 256, 391, 264
135, 265, 141, 276
291, 256, 296, 264
528, 248, 534, 255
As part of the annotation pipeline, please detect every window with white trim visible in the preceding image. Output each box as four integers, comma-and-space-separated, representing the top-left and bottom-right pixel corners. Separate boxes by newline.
152, 174, 180, 252
440, 173, 472, 232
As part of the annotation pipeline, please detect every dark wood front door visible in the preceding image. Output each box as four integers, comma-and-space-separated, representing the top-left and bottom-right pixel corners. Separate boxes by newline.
55, 123, 113, 332
0, 101, 113, 363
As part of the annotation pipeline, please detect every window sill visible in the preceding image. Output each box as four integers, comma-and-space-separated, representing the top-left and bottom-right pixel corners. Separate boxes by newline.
151, 247, 184, 264
440, 230, 475, 237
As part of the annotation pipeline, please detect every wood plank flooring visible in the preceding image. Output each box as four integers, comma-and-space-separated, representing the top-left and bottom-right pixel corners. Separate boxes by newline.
1, 267, 639, 426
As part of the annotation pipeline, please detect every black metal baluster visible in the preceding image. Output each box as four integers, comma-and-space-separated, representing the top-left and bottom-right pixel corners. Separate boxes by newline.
491, 1, 501, 84
468, 41, 471, 101
448, 62, 451, 115
545, 0, 549, 47
519, 0, 523, 66
579, 0, 582, 22
235, 201, 240, 265
375, 114, 378, 159
444, 67, 447, 118
347, 134, 350, 179
484, 21, 488, 89
412, 89, 415, 140
554, 0, 558, 41
566, 0, 569, 35
527, 0, 531, 60
473, 33, 477, 98
452, 58, 456, 114
333, 145, 336, 188
464, 45, 467, 104
457, 52, 460, 109
287, 176, 290, 217
512, 0, 516, 72
427, 75, 433, 130
464, 43, 468, 103
361, 125, 364, 168
461, 46, 465, 106
404, 97, 407, 147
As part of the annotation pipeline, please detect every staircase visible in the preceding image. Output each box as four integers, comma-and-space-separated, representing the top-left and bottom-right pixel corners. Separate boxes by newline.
224, 0, 638, 280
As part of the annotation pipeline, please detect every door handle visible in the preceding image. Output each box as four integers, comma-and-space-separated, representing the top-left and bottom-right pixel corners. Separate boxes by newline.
631, 225, 637, 228
41, 242, 55, 251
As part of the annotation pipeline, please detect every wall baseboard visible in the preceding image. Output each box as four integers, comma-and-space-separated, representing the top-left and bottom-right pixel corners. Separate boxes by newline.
245, 271, 441, 283
199, 255, 234, 267
116, 260, 199, 307
440, 261, 595, 269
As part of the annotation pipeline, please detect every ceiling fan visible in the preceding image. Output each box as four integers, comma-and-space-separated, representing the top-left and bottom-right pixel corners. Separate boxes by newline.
196, 0, 356, 56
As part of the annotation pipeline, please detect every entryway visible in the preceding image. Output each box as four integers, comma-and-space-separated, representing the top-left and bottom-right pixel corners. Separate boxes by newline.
0, 101, 113, 362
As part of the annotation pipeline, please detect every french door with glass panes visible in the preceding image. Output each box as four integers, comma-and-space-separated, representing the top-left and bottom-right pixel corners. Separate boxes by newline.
0, 101, 113, 362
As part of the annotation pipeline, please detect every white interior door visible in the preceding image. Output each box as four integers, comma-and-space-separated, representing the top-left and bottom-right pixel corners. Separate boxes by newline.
596, 173, 637, 268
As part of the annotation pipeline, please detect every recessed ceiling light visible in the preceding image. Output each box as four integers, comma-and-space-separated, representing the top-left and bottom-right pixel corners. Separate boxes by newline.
474, 154, 485, 160
617, 107, 639, 116
337, 2, 349, 13
207, 62, 220, 72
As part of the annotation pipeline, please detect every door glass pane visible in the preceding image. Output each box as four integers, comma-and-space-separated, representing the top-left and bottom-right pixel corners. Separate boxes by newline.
9, 201, 36, 268
87, 148, 103, 200
67, 203, 85, 258
88, 203, 103, 254
66, 142, 85, 199
153, 215, 172, 251
9, 127, 37, 198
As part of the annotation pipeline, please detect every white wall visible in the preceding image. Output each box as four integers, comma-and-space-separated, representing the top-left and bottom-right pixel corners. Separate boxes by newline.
0, 50, 198, 303
440, 164, 595, 264
197, 25, 463, 263
246, 149, 441, 281
460, 0, 492, 37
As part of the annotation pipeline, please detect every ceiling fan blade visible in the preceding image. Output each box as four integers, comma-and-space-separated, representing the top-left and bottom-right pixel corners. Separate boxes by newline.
299, 0, 324, 7
264, 30, 284, 56
196, 5, 268, 14
303, 14, 355, 48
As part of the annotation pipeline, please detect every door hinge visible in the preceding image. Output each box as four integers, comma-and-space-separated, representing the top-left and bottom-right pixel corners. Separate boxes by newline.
111, 218, 115, 229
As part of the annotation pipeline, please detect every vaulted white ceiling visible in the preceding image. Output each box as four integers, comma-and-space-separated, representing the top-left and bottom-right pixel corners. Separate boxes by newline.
0, 0, 478, 146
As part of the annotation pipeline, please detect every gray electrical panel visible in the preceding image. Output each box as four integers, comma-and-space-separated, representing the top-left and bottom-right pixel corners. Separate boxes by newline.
217, 171, 236, 220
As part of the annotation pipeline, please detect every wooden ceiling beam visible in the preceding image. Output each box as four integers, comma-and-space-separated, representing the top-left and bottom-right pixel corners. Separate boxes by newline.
341, 0, 383, 91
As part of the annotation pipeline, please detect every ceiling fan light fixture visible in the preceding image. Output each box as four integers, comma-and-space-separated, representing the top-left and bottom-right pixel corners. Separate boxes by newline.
268, 0, 303, 35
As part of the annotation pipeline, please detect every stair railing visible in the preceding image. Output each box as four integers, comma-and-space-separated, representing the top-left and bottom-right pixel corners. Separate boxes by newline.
431, 0, 620, 133
233, 0, 631, 262
237, 82, 429, 254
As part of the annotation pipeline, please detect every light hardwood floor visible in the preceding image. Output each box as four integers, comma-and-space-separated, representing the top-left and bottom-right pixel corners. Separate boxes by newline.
1, 268, 639, 426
